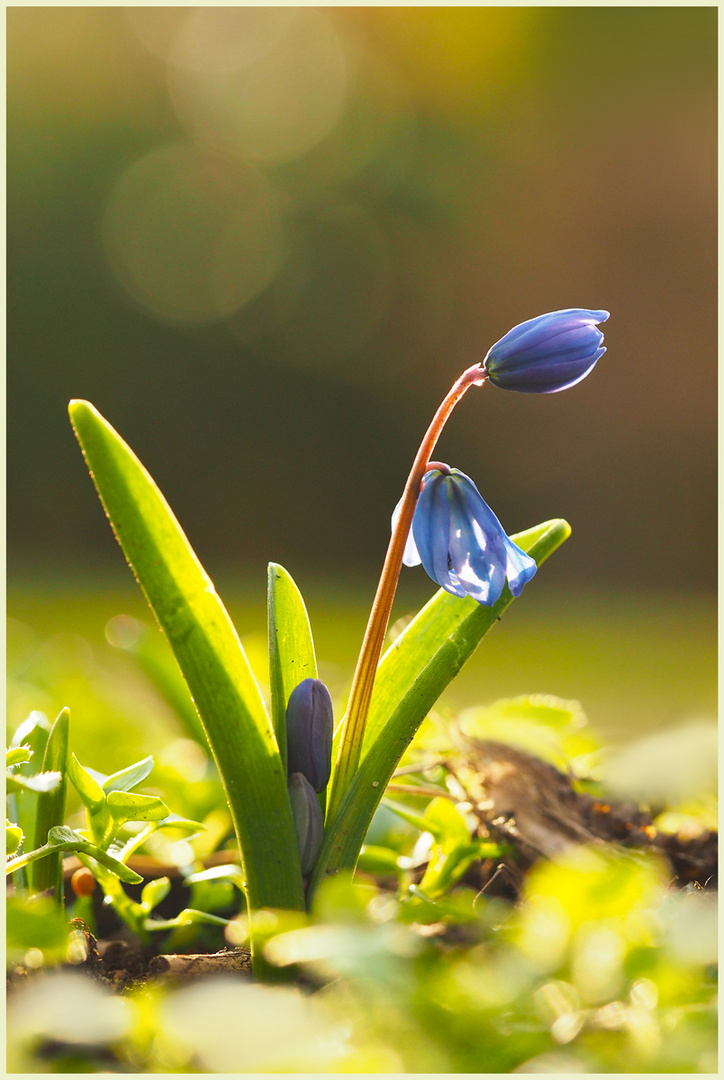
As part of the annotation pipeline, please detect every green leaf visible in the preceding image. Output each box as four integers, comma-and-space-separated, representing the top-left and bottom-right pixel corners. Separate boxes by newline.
141, 876, 171, 913
356, 845, 402, 875
145, 908, 232, 931
30, 707, 70, 896
309, 519, 571, 898
419, 843, 479, 899
8, 713, 52, 883
423, 797, 470, 848
68, 400, 305, 925
124, 635, 208, 745
156, 813, 207, 831
382, 795, 469, 847
267, 563, 318, 773
48, 827, 144, 884
10, 711, 51, 752
46, 825, 81, 844
110, 814, 206, 864
67, 753, 106, 811
7, 820, 24, 856
106, 790, 170, 824
72, 852, 150, 939
6, 746, 33, 768
382, 797, 440, 836
417, 799, 477, 898
102, 755, 154, 794
185, 863, 246, 890
67, 752, 111, 845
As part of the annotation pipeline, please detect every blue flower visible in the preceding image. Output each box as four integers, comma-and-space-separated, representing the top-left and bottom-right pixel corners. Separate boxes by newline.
482, 308, 609, 393
394, 466, 537, 605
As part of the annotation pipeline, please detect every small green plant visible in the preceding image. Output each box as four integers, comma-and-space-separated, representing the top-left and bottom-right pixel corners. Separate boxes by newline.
4, 309, 617, 978
7, 709, 67, 899
57, 308, 608, 973
5, 708, 223, 943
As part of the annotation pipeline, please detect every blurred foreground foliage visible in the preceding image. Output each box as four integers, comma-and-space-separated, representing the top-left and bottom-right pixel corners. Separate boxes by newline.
7, 595, 717, 1073
8, 851, 716, 1072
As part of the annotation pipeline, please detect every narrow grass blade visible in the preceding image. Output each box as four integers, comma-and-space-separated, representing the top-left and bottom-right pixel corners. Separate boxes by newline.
125, 633, 208, 745
29, 708, 70, 898
267, 563, 318, 773
69, 401, 304, 921
8, 714, 51, 889
308, 519, 570, 897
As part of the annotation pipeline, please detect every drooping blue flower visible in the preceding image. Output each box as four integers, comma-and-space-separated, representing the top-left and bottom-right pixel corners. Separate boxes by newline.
394, 466, 537, 606
482, 308, 610, 393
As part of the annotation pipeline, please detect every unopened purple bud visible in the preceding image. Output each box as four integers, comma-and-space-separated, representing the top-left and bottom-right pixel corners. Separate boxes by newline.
288, 772, 324, 876
482, 308, 609, 393
285, 678, 333, 793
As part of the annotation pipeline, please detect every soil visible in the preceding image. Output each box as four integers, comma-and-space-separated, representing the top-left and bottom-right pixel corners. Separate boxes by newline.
447, 739, 717, 900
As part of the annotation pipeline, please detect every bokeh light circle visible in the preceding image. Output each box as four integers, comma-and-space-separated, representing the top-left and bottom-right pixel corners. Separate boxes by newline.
167, 8, 349, 166
102, 143, 285, 326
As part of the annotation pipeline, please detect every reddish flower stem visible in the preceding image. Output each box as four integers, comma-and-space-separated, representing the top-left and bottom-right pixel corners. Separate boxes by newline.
326, 363, 487, 823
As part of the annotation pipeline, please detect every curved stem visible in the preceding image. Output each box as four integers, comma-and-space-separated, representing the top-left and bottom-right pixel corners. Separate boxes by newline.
5, 844, 52, 876
325, 364, 486, 823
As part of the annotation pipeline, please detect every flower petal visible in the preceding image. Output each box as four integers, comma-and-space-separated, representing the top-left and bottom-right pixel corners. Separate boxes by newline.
413, 473, 466, 596
493, 325, 604, 368
391, 494, 422, 566
501, 347, 606, 394
397, 467, 537, 605
503, 536, 537, 596
488, 309, 609, 357
447, 480, 505, 605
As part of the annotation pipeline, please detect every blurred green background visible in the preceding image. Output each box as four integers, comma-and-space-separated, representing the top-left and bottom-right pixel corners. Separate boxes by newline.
7, 7, 716, 761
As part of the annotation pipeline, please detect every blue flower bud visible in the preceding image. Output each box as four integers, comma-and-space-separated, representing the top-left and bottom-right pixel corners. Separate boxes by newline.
482, 308, 609, 393
285, 678, 333, 793
393, 465, 536, 606
288, 771, 324, 876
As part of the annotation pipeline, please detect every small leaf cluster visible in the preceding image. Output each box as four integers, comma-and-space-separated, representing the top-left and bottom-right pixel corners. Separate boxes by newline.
6, 708, 209, 945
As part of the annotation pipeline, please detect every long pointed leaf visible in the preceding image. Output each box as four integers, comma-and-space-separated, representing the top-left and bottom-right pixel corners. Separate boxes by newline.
69, 401, 304, 917
267, 563, 318, 773
309, 519, 570, 897
127, 639, 208, 745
